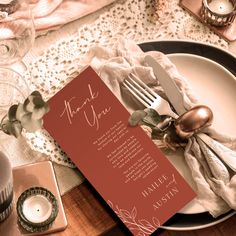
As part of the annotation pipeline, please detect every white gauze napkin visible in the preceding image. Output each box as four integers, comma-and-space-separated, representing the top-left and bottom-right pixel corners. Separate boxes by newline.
77, 38, 236, 217
7, 0, 115, 35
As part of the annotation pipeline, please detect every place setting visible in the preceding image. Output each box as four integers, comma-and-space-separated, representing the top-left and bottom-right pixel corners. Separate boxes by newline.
140, 39, 236, 230
0, 0, 236, 236
61, 37, 235, 234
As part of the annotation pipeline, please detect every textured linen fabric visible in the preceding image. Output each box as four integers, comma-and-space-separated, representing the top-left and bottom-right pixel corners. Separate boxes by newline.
11, 0, 116, 33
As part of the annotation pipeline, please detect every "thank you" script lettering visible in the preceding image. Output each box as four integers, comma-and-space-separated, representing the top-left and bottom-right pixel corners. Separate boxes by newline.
60, 84, 111, 130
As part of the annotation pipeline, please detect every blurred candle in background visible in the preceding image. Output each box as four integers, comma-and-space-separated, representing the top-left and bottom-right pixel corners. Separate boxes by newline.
0, 151, 13, 222
208, 0, 234, 14
201, 0, 236, 26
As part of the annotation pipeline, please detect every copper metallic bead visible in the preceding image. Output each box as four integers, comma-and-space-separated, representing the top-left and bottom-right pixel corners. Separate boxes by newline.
175, 105, 213, 139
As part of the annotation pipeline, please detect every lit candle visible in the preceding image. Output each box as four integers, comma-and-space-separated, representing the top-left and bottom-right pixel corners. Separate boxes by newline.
22, 195, 53, 224
0, 151, 13, 222
208, 0, 234, 14
201, 0, 236, 26
17, 187, 58, 232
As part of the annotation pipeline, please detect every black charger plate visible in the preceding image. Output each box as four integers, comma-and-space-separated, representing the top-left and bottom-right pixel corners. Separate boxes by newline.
138, 40, 236, 231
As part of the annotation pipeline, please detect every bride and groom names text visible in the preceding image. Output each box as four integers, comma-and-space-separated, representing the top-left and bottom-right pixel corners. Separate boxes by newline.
141, 173, 179, 211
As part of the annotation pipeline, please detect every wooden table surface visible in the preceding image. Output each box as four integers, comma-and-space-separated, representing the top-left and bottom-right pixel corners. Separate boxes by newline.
56, 180, 236, 236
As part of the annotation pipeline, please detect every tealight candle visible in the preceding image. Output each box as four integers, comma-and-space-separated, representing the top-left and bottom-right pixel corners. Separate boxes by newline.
17, 187, 58, 233
209, 0, 234, 14
22, 195, 53, 224
0, 151, 13, 222
201, 0, 236, 26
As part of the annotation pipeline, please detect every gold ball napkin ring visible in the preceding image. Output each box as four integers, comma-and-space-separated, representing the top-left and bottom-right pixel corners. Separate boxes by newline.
174, 105, 214, 139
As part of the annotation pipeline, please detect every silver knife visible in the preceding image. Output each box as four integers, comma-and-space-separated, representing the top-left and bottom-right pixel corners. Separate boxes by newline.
144, 55, 186, 115
144, 54, 236, 172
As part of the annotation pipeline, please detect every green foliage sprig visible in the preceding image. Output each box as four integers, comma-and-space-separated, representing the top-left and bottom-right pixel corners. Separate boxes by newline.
128, 108, 186, 150
0, 91, 49, 138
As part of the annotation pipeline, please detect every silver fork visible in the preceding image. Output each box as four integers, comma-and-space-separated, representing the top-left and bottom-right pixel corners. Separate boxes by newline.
123, 73, 178, 119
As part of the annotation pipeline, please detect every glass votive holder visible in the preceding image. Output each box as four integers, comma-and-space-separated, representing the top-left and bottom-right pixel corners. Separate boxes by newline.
16, 187, 58, 233
201, 0, 236, 27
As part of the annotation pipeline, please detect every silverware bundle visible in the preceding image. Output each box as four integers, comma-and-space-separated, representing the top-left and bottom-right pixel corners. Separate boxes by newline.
123, 55, 236, 172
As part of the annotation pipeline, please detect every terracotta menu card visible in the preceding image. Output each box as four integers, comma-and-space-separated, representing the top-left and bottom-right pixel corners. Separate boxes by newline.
44, 66, 196, 235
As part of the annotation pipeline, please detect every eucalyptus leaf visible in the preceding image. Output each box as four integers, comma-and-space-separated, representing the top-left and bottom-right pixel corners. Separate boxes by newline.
0, 90, 49, 138
31, 107, 46, 120
143, 108, 161, 127
8, 104, 18, 121
128, 110, 147, 126
20, 113, 31, 127
21, 113, 43, 132
32, 96, 46, 109
16, 103, 27, 121
31, 91, 42, 98
9, 121, 22, 138
23, 96, 34, 112
1, 119, 11, 135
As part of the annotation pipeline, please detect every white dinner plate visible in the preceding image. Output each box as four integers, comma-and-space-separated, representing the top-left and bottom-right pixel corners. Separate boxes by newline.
165, 53, 236, 214
139, 40, 236, 231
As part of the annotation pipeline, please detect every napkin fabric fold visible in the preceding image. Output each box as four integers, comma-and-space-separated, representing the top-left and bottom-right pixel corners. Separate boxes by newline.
77, 38, 236, 217
18, 0, 115, 33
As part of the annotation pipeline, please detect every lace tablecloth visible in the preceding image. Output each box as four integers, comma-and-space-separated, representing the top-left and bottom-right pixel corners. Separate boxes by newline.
14, 0, 234, 195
